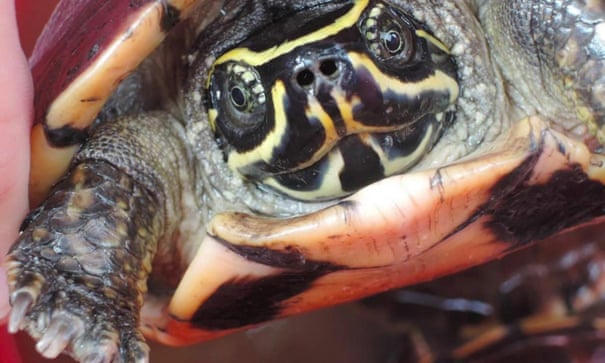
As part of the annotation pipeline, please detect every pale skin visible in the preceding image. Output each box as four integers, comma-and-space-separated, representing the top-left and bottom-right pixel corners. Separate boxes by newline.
0, 0, 33, 322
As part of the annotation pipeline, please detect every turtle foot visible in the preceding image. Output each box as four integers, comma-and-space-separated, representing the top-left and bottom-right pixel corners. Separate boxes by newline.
6, 264, 150, 363
6, 160, 160, 362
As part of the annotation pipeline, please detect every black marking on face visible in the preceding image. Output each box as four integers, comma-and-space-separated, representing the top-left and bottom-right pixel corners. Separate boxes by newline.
270, 156, 331, 192
264, 91, 327, 173
160, 3, 181, 32
244, 3, 354, 53
189, 266, 341, 330
45, 124, 89, 147
316, 87, 347, 137
339, 136, 384, 192
207, 0, 458, 201
375, 113, 437, 160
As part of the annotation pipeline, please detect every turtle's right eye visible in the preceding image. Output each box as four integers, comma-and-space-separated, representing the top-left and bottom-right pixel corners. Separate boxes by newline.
207, 62, 269, 153
359, 4, 417, 65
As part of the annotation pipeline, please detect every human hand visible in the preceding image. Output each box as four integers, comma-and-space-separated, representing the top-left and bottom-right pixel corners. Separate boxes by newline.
0, 0, 33, 322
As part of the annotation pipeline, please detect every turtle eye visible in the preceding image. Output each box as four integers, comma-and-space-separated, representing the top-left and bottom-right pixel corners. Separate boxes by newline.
360, 4, 416, 63
381, 29, 405, 55
382, 29, 402, 54
224, 64, 265, 115
229, 86, 248, 109
207, 61, 268, 152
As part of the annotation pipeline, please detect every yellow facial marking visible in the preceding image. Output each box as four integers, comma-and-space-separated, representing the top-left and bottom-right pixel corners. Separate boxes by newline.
304, 98, 339, 165
415, 29, 451, 54
262, 148, 346, 200
362, 123, 435, 176
214, 0, 370, 67
208, 108, 218, 130
227, 80, 289, 172
348, 52, 460, 103
330, 90, 370, 133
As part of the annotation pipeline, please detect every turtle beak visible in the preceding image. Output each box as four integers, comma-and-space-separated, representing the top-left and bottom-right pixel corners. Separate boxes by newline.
164, 117, 605, 344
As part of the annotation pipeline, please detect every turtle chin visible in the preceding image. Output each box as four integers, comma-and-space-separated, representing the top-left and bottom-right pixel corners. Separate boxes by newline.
255, 110, 453, 202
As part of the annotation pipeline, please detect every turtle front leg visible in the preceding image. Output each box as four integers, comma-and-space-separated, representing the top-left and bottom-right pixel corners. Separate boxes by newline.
6, 112, 192, 362
7, 161, 159, 362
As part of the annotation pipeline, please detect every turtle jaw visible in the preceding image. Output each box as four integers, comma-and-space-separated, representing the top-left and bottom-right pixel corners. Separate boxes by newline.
161, 117, 605, 345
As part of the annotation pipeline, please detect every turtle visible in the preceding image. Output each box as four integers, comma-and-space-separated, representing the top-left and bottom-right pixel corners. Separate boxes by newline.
5, 0, 605, 362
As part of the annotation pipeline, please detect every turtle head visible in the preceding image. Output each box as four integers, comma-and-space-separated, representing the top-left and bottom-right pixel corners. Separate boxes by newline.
206, 0, 459, 201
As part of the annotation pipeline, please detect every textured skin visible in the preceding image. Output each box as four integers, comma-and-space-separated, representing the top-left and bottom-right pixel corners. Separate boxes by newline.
7, 0, 605, 362
8, 113, 194, 362
479, 0, 605, 141
8, 161, 158, 362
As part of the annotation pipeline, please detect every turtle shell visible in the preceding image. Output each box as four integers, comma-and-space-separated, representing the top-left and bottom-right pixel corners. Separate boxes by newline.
28, 0, 219, 206
8, 1, 605, 362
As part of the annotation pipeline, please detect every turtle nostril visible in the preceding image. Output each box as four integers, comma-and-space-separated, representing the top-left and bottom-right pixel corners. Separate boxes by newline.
296, 69, 315, 87
319, 59, 338, 77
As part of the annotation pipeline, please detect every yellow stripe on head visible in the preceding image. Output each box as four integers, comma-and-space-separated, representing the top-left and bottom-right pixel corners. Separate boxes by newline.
416, 29, 451, 54
214, 0, 371, 67
348, 52, 460, 103
227, 80, 289, 173
206, 0, 461, 201
304, 98, 339, 167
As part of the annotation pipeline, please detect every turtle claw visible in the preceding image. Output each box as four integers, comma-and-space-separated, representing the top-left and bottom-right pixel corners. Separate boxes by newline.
79, 338, 147, 363
7, 272, 149, 363
8, 289, 34, 334
81, 341, 118, 363
131, 343, 150, 363
82, 353, 109, 363
36, 313, 83, 359
6, 260, 151, 363
5, 160, 159, 362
